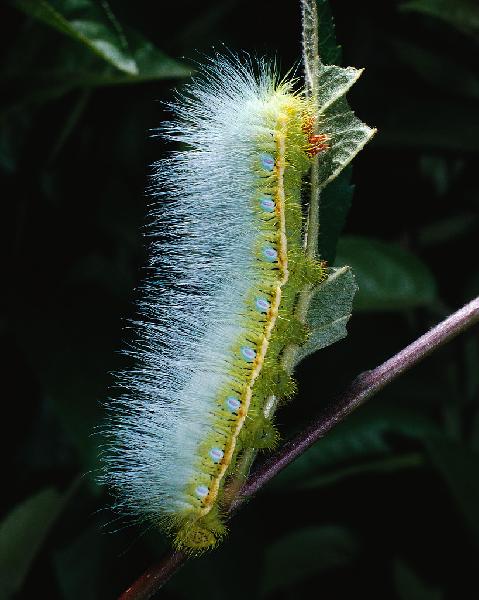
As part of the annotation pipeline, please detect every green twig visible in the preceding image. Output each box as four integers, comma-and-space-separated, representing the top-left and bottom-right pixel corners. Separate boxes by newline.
222, 0, 323, 497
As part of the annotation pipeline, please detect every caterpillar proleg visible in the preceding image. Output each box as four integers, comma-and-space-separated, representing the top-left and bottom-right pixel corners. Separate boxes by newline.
102, 54, 358, 551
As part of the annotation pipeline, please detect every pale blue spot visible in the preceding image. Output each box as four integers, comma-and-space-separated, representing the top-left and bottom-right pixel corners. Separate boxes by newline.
260, 196, 275, 212
195, 485, 209, 499
260, 153, 275, 171
226, 396, 241, 412
263, 247, 278, 262
240, 346, 256, 362
209, 447, 224, 463
255, 297, 270, 313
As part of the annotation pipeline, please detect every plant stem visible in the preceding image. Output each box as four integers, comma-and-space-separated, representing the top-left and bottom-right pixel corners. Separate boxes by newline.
282, 0, 324, 375
224, 0, 323, 493
119, 295, 479, 600
118, 551, 186, 600
257, 1, 321, 444
234, 295, 479, 503
301, 0, 321, 258
301, 0, 320, 100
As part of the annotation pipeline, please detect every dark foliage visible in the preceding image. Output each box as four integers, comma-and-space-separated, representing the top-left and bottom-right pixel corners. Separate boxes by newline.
1, 1, 478, 599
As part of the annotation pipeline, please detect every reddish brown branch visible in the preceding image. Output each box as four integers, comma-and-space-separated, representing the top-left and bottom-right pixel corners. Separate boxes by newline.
119, 296, 479, 599
119, 550, 187, 600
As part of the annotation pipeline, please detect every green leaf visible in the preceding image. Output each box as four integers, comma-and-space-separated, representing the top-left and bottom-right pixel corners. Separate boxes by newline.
394, 559, 444, 600
335, 236, 437, 311
318, 165, 354, 262
317, 65, 363, 115
4, 2, 189, 111
12, 0, 138, 74
42, 27, 191, 88
400, 0, 479, 39
425, 437, 479, 541
318, 96, 376, 188
270, 403, 439, 492
119, 30, 191, 84
0, 21, 188, 172
259, 526, 359, 597
0, 488, 62, 598
295, 266, 357, 365
310, 4, 359, 262
418, 212, 478, 247
317, 0, 343, 64
310, 1, 376, 188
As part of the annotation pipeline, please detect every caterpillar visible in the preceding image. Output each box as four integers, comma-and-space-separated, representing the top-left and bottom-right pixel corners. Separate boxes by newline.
102, 55, 335, 552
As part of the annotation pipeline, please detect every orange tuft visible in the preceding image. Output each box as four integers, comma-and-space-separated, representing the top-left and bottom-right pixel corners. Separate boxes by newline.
306, 133, 330, 157
302, 115, 329, 157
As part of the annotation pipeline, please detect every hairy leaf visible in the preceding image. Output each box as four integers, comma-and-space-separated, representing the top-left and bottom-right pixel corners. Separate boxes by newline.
304, 0, 375, 250
312, 1, 376, 188
304, 1, 373, 261
317, 65, 363, 115
319, 97, 376, 188
296, 266, 357, 364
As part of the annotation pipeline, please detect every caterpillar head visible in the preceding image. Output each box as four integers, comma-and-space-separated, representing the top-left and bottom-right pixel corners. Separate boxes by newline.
174, 512, 226, 552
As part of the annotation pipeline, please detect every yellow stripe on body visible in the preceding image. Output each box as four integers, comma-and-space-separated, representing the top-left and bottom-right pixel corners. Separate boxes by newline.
197, 113, 290, 517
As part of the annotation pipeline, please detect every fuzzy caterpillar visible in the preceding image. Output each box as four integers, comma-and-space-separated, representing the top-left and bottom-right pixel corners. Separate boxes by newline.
102, 55, 328, 551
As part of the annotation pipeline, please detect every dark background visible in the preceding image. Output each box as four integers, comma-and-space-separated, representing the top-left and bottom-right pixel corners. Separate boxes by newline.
1, 1, 479, 599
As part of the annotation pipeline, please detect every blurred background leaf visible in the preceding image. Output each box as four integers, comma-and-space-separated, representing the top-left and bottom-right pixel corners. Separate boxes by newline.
1, 0, 189, 174
5, 0, 189, 98
400, 0, 479, 39
2, 0, 479, 598
390, 38, 479, 100
0, 488, 63, 598
393, 559, 444, 600
259, 526, 360, 597
269, 400, 439, 492
335, 236, 437, 311
425, 437, 479, 542
12, 0, 141, 75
